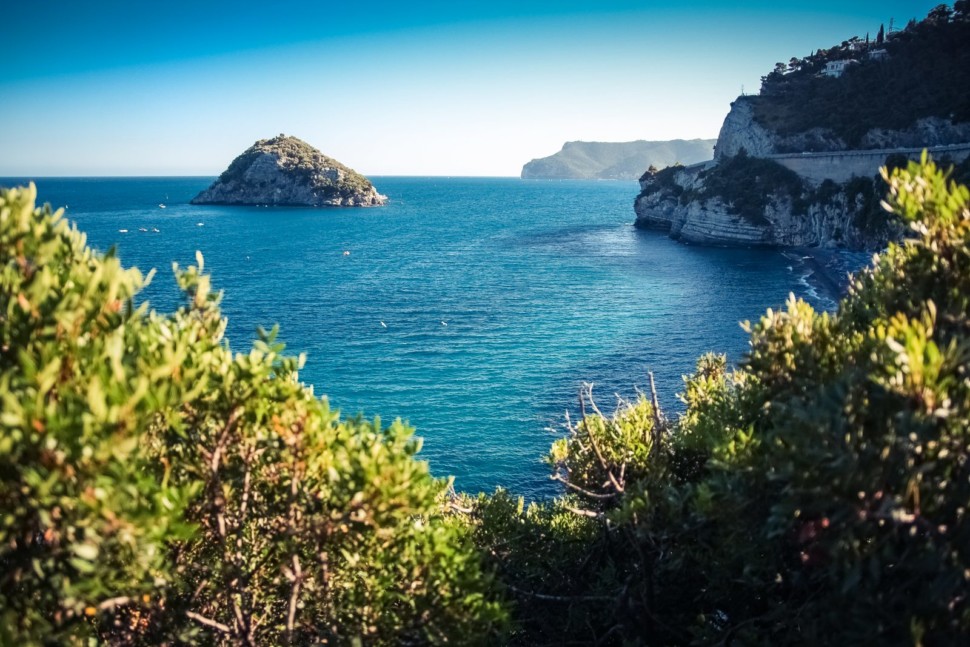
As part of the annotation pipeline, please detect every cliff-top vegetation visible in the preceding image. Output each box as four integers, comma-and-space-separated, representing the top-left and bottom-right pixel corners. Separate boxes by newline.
752, 3, 970, 147
3, 155, 970, 644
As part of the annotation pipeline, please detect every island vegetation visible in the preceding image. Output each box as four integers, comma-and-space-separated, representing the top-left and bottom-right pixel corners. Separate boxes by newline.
3, 154, 968, 644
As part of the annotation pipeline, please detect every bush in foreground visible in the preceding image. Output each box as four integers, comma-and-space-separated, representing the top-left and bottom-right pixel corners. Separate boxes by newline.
3, 155, 968, 645
472, 156, 970, 644
0, 184, 506, 645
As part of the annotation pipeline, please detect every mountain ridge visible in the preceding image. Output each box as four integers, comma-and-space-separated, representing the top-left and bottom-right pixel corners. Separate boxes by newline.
522, 139, 715, 180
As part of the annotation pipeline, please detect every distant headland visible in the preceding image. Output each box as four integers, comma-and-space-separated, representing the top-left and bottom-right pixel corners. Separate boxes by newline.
192, 135, 386, 207
521, 139, 715, 180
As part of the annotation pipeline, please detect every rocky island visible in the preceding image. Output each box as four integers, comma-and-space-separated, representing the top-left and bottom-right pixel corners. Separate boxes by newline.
635, 7, 970, 249
192, 135, 386, 207
522, 139, 715, 180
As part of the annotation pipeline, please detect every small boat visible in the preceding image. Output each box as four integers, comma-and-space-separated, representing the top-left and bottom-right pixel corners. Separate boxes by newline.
152, 227, 160, 233
118, 229, 128, 233
196, 222, 204, 227
158, 203, 166, 209
139, 227, 148, 232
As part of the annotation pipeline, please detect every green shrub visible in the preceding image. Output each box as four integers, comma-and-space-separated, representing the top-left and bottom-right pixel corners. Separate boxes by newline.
0, 184, 198, 644
0, 184, 506, 645
5, 153, 970, 645
476, 157, 970, 644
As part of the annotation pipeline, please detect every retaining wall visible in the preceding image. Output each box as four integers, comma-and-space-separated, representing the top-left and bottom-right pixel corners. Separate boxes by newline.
767, 143, 970, 184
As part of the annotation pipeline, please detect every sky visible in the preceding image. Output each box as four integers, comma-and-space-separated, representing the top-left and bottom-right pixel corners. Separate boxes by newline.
0, 1, 944, 176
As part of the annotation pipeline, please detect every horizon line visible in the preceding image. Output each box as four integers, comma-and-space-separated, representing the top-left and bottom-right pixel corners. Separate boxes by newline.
1, 174, 641, 181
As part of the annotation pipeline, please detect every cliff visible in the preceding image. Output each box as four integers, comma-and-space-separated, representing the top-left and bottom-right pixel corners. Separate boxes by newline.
522, 139, 715, 180
634, 154, 907, 248
635, 7, 970, 250
715, 98, 970, 161
192, 135, 386, 207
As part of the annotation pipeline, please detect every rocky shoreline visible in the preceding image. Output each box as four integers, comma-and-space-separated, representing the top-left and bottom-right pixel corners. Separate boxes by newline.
785, 248, 872, 307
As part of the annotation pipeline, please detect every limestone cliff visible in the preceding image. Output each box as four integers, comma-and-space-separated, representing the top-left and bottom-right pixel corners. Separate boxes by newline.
715, 98, 970, 160
192, 135, 386, 207
634, 159, 898, 248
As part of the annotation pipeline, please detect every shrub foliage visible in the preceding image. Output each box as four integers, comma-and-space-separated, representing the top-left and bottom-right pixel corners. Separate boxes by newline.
473, 156, 970, 644
0, 184, 505, 645
3, 154, 970, 644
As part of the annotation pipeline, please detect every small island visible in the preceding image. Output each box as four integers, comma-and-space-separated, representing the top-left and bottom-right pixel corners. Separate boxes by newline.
192, 134, 386, 207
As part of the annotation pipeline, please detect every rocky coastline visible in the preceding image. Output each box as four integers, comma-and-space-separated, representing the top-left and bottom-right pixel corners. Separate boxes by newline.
634, 13, 970, 250
785, 247, 871, 308
633, 99, 969, 250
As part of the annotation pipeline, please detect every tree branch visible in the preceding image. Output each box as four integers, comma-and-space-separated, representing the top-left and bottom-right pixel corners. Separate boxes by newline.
551, 473, 617, 499
580, 384, 625, 493
565, 505, 603, 519
648, 371, 666, 455
97, 596, 131, 611
286, 554, 303, 642
507, 583, 615, 603
187, 610, 232, 634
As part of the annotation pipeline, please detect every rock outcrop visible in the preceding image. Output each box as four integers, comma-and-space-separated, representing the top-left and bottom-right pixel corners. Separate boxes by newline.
192, 135, 386, 207
713, 99, 776, 160
522, 139, 715, 180
715, 98, 970, 160
634, 162, 891, 248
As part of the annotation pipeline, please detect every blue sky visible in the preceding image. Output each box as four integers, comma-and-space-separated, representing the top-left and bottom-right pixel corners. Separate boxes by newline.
1, 1, 943, 176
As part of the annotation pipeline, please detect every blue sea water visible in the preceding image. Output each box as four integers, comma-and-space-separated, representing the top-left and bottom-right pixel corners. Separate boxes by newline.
5, 177, 835, 497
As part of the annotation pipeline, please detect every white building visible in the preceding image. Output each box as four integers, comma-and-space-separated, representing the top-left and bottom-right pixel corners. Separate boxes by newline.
824, 59, 858, 78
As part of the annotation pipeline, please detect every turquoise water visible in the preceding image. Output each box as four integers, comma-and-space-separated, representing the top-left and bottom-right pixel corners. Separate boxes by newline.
7, 177, 830, 497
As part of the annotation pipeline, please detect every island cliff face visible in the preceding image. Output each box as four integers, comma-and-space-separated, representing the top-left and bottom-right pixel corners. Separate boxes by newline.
635, 10, 970, 249
192, 135, 386, 207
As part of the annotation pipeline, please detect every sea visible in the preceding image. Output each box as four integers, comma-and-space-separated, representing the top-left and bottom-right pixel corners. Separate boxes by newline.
3, 176, 840, 498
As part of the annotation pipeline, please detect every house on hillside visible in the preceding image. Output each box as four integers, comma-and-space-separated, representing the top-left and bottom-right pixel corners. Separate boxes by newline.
824, 59, 858, 77
868, 48, 889, 61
